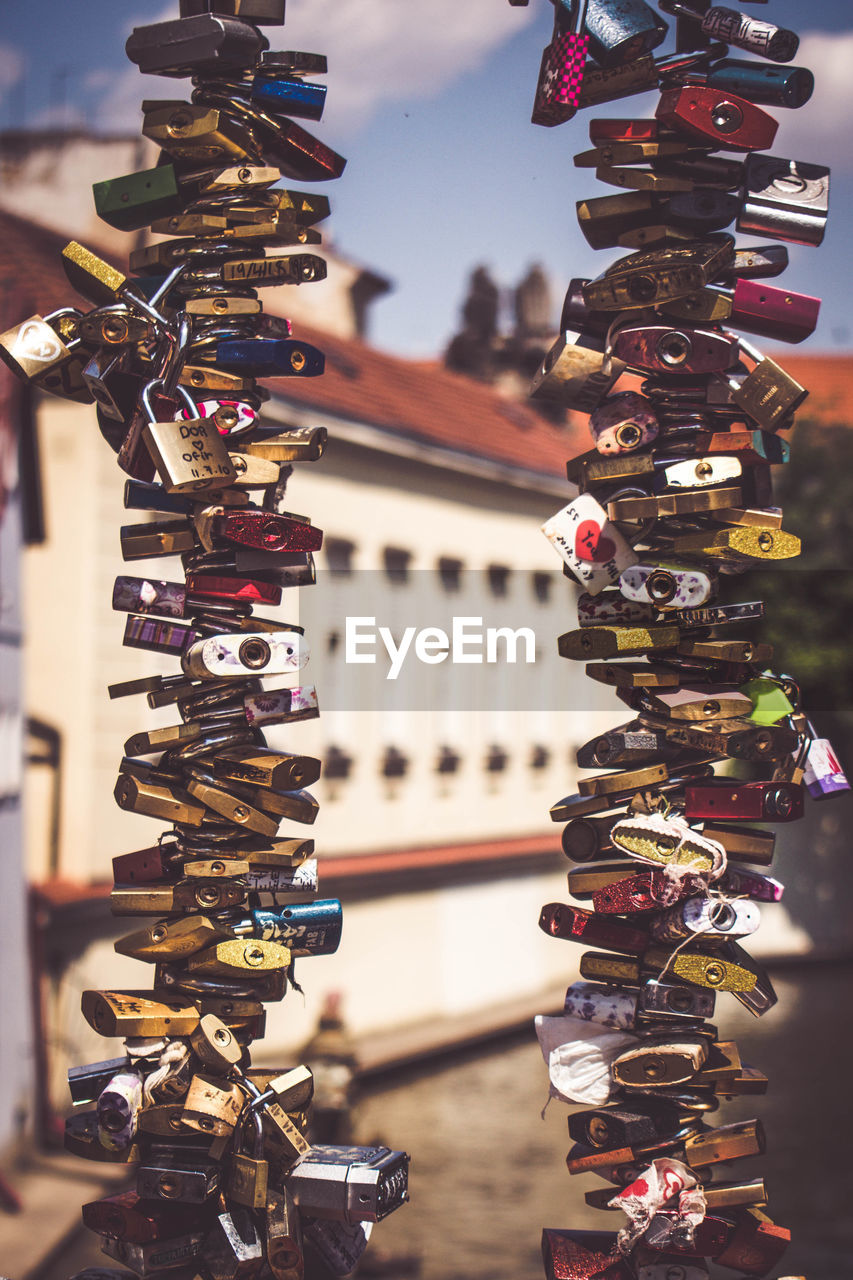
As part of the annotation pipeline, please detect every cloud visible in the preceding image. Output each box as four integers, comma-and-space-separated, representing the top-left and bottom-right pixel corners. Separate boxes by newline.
91, 0, 533, 136
0, 42, 26, 96
772, 31, 853, 172
281, 0, 534, 129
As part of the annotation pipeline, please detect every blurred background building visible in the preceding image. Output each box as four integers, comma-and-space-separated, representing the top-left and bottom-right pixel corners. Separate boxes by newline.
1, 128, 853, 1278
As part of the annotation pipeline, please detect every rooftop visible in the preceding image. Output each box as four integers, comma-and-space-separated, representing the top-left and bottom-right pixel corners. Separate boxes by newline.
0, 208, 851, 486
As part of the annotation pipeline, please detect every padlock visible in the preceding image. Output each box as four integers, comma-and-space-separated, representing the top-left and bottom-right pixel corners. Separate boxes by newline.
611, 324, 739, 376
532, 0, 590, 127
97, 1071, 144, 1152
660, 4, 799, 62
113, 773, 207, 827
81, 991, 201, 1039
202, 1209, 265, 1280
569, 1098, 687, 1150
82, 1190, 207, 1244
704, 60, 814, 111
714, 1208, 791, 1274
94, 164, 186, 232
125, 14, 268, 77
242, 426, 328, 463
610, 1037, 709, 1088
180, 0, 286, 22
303, 1218, 373, 1279
233, 902, 342, 956
115, 917, 226, 962
539, 903, 649, 955
737, 154, 830, 247
181, 1073, 245, 1137
287, 1145, 410, 1224
142, 381, 238, 494
181, 630, 308, 679
209, 747, 321, 791
650, 897, 760, 943
204, 508, 323, 553
0, 312, 94, 403
656, 85, 778, 151
531, 331, 627, 411
184, 773, 282, 837
228, 1112, 269, 1209
136, 1157, 220, 1204
250, 73, 327, 122
559, 625, 679, 661
578, 592, 653, 628
611, 810, 726, 876
100, 1230, 207, 1275
266, 1187, 303, 1280
577, 47, 715, 110
802, 728, 850, 799
620, 564, 717, 610
122, 616, 200, 657
583, 238, 735, 310
186, 938, 292, 977
542, 494, 638, 596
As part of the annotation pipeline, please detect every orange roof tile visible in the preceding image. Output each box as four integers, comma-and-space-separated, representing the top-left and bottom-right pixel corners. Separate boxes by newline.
0, 207, 851, 480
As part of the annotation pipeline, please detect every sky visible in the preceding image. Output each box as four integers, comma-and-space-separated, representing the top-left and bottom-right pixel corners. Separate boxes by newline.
1, 0, 853, 358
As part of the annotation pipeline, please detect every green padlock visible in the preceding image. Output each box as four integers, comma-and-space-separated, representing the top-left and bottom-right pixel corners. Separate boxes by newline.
93, 165, 183, 232
740, 677, 794, 726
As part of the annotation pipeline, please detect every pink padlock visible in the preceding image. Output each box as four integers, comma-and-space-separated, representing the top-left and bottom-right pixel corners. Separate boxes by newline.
531, 0, 590, 127
589, 390, 659, 455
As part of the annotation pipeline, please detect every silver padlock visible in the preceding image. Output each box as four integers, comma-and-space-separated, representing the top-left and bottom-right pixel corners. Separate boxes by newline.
530, 330, 626, 412
737, 154, 830, 247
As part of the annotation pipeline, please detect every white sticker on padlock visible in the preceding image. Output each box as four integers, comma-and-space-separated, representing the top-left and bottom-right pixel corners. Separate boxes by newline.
542, 493, 638, 596
182, 630, 309, 679
662, 456, 741, 489
620, 563, 714, 609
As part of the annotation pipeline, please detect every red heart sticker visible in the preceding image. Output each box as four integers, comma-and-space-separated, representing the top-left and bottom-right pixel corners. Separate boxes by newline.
575, 518, 616, 564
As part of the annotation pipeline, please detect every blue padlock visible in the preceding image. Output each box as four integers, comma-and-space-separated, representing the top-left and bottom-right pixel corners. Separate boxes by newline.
213, 338, 325, 378
251, 74, 327, 122
242, 900, 343, 956
706, 59, 814, 110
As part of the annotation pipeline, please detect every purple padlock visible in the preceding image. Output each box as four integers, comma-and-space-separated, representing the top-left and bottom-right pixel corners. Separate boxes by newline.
804, 732, 851, 799
588, 390, 659, 455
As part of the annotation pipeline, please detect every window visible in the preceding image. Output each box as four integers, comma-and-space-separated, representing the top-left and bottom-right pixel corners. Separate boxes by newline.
383, 546, 411, 585
438, 557, 463, 592
382, 746, 409, 778
325, 745, 353, 780
325, 537, 355, 576
532, 571, 551, 604
487, 564, 511, 597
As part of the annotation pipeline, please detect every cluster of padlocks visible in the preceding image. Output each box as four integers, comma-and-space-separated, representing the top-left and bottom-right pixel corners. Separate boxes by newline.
0, 3, 408, 1278
509, 2, 847, 1278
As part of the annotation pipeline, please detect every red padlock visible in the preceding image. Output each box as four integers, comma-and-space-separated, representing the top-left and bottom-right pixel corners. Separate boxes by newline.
657, 85, 778, 151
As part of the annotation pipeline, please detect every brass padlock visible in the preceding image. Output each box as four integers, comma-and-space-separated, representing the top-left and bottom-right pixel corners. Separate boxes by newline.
181, 1073, 245, 1137
266, 1187, 303, 1280
81, 990, 201, 1038
115, 916, 227, 962
228, 1112, 269, 1209
190, 1013, 244, 1071
143, 394, 238, 494
243, 426, 328, 463
142, 101, 257, 162
187, 938, 292, 977
0, 312, 92, 403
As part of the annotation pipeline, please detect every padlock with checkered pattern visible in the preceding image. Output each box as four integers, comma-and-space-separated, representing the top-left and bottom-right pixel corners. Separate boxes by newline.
532, 0, 590, 126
